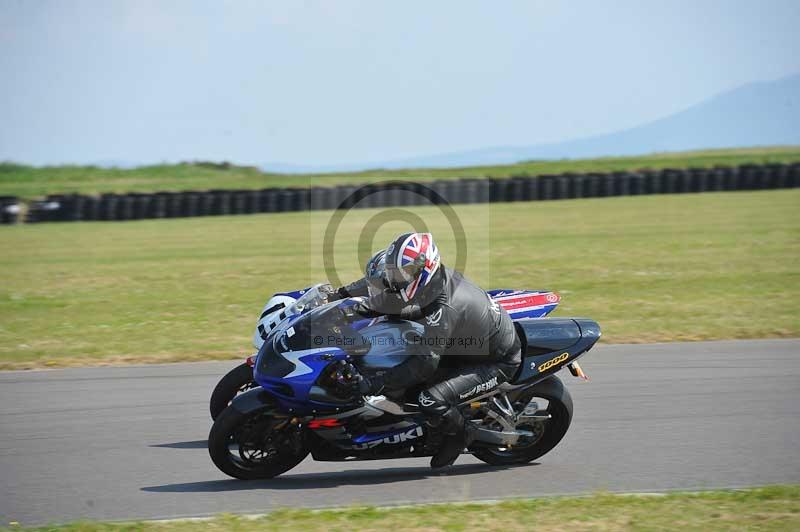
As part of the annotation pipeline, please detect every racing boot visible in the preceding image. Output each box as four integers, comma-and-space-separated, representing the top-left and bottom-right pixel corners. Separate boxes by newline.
430, 406, 468, 469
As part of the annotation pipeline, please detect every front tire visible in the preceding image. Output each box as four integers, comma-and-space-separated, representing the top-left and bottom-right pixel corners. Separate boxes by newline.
472, 375, 573, 465
208, 405, 308, 480
210, 363, 257, 420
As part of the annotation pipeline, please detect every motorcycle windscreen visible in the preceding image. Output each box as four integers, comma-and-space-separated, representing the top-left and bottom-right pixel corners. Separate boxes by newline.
276, 302, 371, 354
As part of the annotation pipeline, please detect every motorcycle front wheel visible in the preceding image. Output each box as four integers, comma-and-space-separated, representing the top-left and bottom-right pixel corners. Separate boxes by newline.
208, 404, 308, 480
210, 363, 257, 420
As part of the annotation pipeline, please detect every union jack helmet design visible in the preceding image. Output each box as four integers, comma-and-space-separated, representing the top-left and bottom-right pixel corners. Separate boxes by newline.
384, 232, 441, 302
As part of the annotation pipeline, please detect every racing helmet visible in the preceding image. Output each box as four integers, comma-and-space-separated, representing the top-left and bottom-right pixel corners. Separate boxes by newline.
364, 249, 387, 297
383, 232, 441, 302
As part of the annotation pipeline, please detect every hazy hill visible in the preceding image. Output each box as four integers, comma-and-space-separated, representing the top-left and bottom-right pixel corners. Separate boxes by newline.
261, 73, 800, 173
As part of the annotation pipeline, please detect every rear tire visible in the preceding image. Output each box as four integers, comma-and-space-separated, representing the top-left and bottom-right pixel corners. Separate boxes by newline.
208, 404, 308, 480
210, 363, 256, 420
472, 376, 573, 465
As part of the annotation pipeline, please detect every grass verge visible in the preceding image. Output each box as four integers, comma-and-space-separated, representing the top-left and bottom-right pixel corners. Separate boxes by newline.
2, 146, 799, 198
0, 189, 798, 370
5, 485, 800, 531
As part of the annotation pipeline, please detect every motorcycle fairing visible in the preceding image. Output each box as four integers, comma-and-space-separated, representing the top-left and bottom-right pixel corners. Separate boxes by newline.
273, 287, 311, 300
512, 318, 601, 384
487, 289, 560, 319
255, 300, 383, 412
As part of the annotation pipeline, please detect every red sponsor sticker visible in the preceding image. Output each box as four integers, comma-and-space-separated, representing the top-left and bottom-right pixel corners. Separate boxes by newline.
499, 295, 544, 310
497, 292, 559, 310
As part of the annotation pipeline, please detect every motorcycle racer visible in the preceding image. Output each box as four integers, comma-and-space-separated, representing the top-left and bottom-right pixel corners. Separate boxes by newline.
333, 232, 522, 468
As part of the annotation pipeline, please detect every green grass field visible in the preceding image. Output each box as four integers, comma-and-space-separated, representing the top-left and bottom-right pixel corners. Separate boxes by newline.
0, 189, 797, 370
2, 146, 799, 199
5, 486, 800, 531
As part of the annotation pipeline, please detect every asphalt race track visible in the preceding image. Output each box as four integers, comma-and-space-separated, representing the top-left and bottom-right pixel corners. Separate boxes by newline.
2, 339, 799, 525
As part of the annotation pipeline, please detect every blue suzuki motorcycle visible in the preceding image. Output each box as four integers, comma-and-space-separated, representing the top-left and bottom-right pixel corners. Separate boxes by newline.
209, 285, 566, 420
208, 285, 600, 479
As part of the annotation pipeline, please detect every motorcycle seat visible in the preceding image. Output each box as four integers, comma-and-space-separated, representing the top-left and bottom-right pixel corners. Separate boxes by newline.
514, 318, 582, 357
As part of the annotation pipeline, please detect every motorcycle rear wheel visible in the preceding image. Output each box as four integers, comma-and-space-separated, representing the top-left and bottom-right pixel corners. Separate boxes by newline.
208, 405, 308, 480
472, 375, 573, 465
210, 363, 257, 420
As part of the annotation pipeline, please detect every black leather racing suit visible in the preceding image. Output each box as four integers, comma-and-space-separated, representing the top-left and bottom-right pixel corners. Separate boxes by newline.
336, 266, 522, 416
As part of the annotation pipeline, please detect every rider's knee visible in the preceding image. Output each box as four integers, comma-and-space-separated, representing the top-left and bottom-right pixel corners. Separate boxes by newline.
416, 387, 449, 415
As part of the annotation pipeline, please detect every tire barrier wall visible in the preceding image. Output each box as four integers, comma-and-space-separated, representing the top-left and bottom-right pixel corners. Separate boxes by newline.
0, 196, 20, 224
21, 163, 800, 223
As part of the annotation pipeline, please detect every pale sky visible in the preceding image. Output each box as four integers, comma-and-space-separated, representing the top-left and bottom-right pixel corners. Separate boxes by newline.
1, 0, 799, 167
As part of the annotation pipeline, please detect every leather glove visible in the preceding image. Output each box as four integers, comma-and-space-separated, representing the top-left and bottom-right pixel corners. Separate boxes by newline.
326, 286, 351, 303
318, 283, 337, 301
327, 289, 343, 302
331, 360, 384, 396
360, 373, 385, 396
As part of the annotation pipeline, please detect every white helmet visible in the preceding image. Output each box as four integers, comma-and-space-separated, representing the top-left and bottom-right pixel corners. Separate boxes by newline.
252, 294, 297, 349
